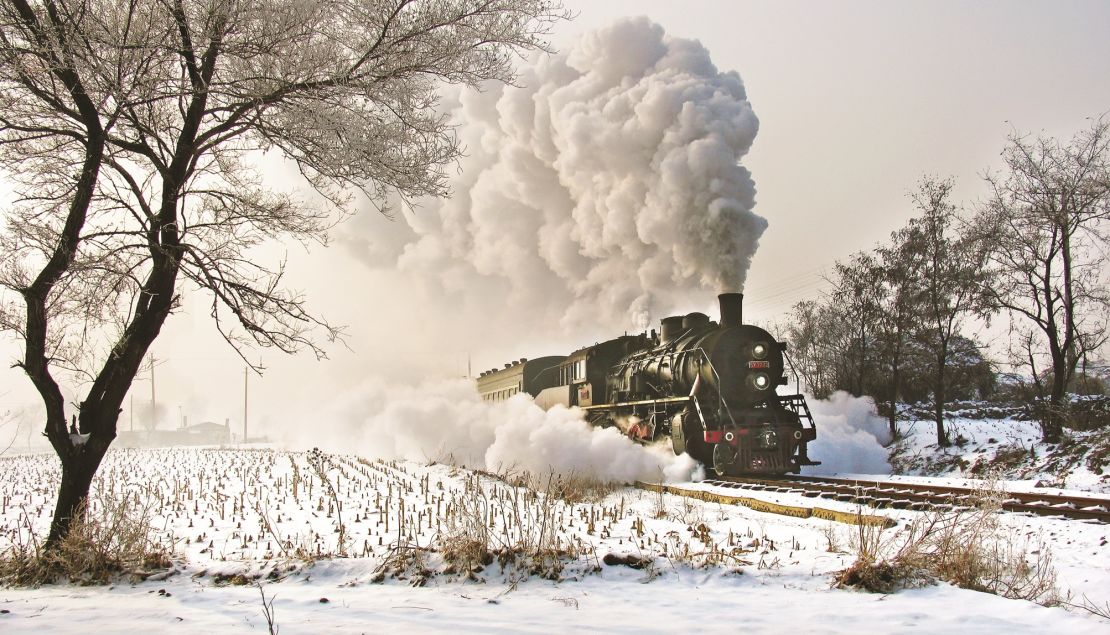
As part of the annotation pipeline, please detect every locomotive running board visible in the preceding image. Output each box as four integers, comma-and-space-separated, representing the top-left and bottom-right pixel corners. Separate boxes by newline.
580, 396, 692, 411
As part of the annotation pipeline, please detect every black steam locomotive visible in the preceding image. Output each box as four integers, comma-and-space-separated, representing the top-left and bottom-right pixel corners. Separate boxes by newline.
476, 294, 819, 476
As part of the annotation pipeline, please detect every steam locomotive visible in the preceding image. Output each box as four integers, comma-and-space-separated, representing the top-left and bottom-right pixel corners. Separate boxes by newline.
476, 293, 819, 476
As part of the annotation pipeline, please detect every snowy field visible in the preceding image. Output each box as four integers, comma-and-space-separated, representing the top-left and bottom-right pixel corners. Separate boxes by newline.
1, 444, 1108, 634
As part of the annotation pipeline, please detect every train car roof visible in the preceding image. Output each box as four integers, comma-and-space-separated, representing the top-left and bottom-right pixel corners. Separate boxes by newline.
475, 354, 566, 387
564, 333, 653, 359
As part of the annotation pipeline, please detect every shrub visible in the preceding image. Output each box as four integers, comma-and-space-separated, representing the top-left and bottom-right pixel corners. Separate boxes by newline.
435, 472, 577, 583
0, 486, 173, 586
835, 479, 1059, 605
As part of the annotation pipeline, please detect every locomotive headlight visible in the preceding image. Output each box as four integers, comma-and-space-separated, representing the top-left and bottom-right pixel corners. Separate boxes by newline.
753, 373, 770, 390
752, 342, 768, 359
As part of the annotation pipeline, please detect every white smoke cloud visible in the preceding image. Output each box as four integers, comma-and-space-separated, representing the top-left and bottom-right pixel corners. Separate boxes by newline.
802, 391, 892, 476
291, 378, 701, 484
270, 19, 773, 483
346, 16, 765, 332
289, 380, 892, 481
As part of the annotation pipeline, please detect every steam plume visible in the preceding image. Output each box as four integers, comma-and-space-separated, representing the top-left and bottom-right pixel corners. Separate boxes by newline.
803, 391, 892, 475
290, 378, 702, 483
350, 17, 766, 330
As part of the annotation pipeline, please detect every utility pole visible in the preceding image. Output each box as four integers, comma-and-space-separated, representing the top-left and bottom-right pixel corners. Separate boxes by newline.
150, 354, 157, 431
243, 366, 248, 444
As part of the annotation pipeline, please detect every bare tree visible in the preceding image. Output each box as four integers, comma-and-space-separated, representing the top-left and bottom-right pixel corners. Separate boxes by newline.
0, 0, 566, 549
875, 233, 923, 441
976, 117, 1110, 442
783, 299, 842, 398
828, 251, 886, 398
901, 177, 986, 447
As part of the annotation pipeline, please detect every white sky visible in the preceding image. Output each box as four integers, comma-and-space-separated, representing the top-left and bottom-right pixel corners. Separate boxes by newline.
556, 0, 1110, 321
3, 1, 1110, 440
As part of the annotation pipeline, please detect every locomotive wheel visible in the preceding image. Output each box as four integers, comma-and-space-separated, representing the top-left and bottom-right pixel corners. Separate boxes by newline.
712, 442, 739, 477
670, 414, 686, 456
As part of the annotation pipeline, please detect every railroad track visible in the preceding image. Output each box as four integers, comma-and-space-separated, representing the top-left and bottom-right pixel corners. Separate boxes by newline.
702, 475, 1110, 524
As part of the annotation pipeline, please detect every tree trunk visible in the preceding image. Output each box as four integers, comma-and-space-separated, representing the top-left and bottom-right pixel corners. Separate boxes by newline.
45, 422, 115, 549
1042, 347, 1069, 444
1041, 403, 1063, 444
935, 356, 949, 447
888, 362, 900, 441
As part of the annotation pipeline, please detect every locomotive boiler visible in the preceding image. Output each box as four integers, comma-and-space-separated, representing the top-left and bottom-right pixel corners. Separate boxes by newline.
476, 294, 819, 476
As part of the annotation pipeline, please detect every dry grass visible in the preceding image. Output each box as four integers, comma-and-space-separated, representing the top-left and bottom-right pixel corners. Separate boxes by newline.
435, 472, 578, 583
0, 486, 173, 586
373, 540, 434, 587
306, 448, 348, 557
541, 472, 618, 505
258, 584, 279, 635
1061, 594, 1110, 620
835, 478, 1059, 605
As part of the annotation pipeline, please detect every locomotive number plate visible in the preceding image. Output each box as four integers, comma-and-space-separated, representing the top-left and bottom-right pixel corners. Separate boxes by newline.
747, 361, 770, 369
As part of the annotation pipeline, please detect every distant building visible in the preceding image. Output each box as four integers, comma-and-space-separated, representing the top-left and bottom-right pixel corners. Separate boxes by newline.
115, 420, 231, 448
184, 421, 232, 445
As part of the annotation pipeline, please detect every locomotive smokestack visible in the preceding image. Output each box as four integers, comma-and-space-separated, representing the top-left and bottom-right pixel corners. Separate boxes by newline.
719, 293, 743, 327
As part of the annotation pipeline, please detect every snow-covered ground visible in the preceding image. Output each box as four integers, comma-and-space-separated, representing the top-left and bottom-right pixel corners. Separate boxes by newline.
889, 410, 1110, 494
1, 442, 1108, 633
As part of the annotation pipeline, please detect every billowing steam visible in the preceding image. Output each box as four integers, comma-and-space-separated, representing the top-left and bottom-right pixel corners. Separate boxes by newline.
292, 382, 892, 482
802, 391, 892, 476
291, 378, 703, 484
351, 17, 766, 330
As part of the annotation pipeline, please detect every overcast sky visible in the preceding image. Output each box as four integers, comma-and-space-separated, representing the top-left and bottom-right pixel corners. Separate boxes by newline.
3, 1, 1110, 441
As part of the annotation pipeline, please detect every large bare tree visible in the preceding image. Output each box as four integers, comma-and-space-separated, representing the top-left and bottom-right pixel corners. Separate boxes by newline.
0, 0, 565, 549
976, 118, 1110, 442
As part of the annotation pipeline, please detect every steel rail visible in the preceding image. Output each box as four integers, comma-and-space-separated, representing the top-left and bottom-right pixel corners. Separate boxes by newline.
702, 475, 1110, 524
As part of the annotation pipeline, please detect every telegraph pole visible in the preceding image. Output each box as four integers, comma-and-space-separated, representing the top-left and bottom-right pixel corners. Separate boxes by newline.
243, 366, 248, 444
150, 354, 157, 430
